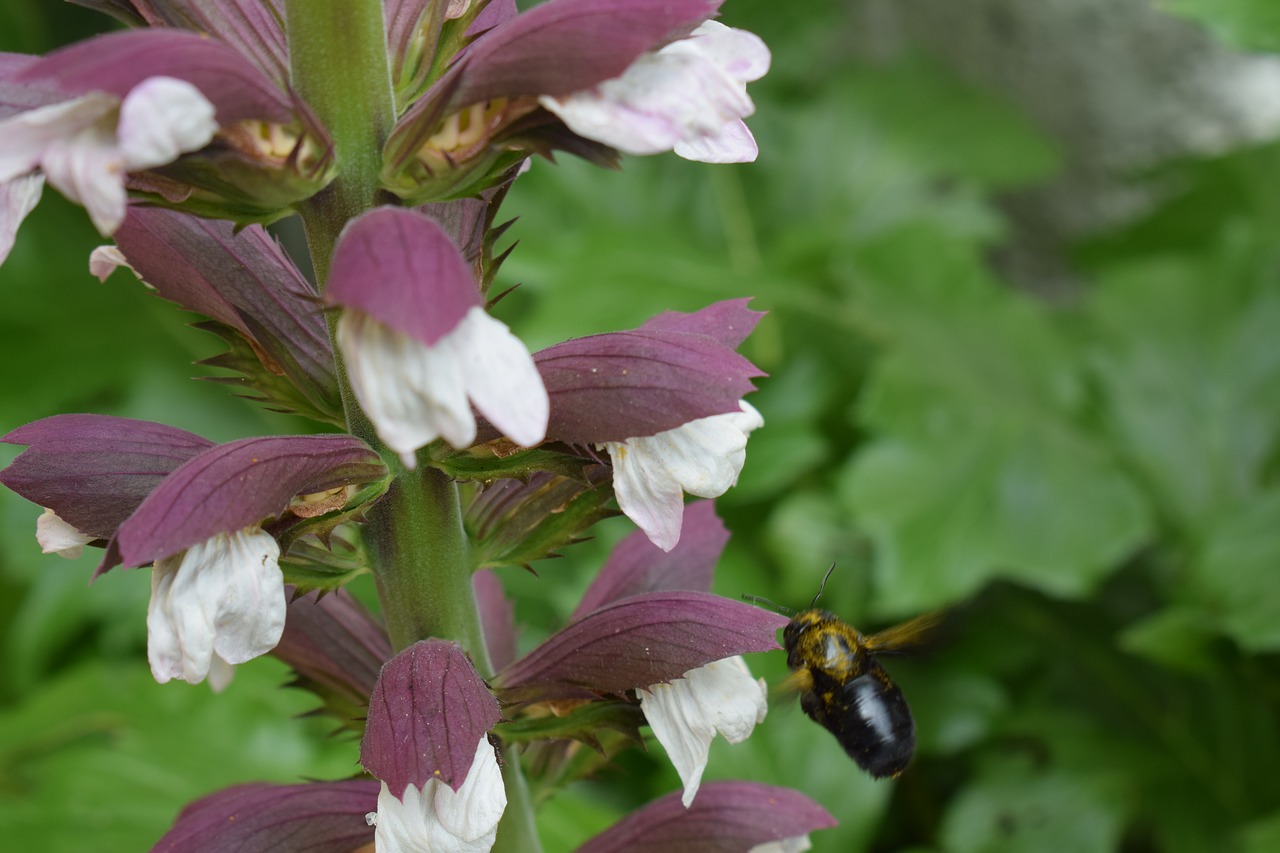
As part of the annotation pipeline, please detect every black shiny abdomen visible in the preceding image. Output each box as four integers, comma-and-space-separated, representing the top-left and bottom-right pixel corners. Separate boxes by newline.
800, 663, 916, 778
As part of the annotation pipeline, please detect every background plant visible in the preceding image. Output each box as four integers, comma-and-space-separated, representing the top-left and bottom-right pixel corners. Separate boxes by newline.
3, 1, 1280, 851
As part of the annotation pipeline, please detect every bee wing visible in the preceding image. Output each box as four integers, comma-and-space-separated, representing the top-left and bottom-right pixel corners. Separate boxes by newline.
863, 610, 943, 654
776, 667, 814, 697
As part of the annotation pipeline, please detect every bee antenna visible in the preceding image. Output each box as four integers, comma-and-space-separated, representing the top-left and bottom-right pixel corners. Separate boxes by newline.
811, 562, 837, 608
741, 594, 795, 616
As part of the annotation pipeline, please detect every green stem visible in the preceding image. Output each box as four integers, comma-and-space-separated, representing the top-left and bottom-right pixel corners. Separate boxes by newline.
286, 0, 397, 284
366, 464, 485, 654
284, 7, 543, 850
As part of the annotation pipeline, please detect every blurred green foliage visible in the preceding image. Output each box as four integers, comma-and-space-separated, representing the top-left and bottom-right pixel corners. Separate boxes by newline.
3, 0, 1280, 851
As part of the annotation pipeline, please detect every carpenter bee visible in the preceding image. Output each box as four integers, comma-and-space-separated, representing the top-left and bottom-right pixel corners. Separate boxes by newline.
748, 566, 938, 779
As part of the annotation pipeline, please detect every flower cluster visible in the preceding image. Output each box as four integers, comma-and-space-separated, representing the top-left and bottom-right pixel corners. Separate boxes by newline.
0, 1, 837, 851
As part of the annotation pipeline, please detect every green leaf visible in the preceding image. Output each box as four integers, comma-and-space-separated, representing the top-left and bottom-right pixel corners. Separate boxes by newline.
535, 786, 625, 853
939, 756, 1125, 853
1085, 237, 1280, 528
1188, 488, 1280, 651
1117, 607, 1220, 674
1240, 811, 1280, 853
824, 59, 1061, 192
903, 669, 1008, 756
1160, 0, 1280, 53
0, 658, 357, 853
839, 228, 1151, 613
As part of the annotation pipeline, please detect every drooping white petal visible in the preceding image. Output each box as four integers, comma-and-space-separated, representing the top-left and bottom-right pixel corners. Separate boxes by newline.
146, 527, 285, 685
339, 310, 473, 465
606, 440, 684, 551
116, 76, 217, 171
371, 735, 507, 853
39, 124, 128, 234
539, 20, 770, 163
674, 118, 758, 164
447, 307, 549, 449
35, 508, 94, 559
0, 173, 44, 265
338, 306, 547, 467
638, 656, 768, 807
606, 400, 764, 551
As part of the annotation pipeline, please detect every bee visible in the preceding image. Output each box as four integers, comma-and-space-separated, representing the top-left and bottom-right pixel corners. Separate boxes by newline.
748, 566, 938, 779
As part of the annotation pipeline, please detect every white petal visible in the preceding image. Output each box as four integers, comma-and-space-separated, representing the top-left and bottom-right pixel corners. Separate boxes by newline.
751, 837, 813, 853
40, 125, 128, 234
729, 399, 766, 433
206, 654, 236, 693
681, 21, 772, 83
608, 400, 763, 550
35, 508, 93, 559
540, 23, 768, 163
89, 244, 131, 281
339, 308, 547, 462
639, 656, 768, 807
448, 307, 549, 448
0, 173, 44, 266
674, 118, 758, 163
338, 310, 475, 464
117, 76, 218, 171
373, 736, 507, 853
605, 439, 686, 551
146, 528, 285, 685
540, 56, 691, 155
0, 92, 116, 183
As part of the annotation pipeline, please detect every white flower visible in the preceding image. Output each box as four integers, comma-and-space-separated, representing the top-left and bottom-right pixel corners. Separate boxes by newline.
0, 172, 43, 266
638, 655, 768, 807
539, 21, 771, 163
369, 735, 507, 853
605, 400, 763, 551
338, 305, 549, 467
146, 527, 285, 687
35, 508, 94, 559
0, 76, 217, 238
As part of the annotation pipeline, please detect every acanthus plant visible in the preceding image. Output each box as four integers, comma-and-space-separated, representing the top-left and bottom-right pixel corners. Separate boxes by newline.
0, 1, 835, 851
